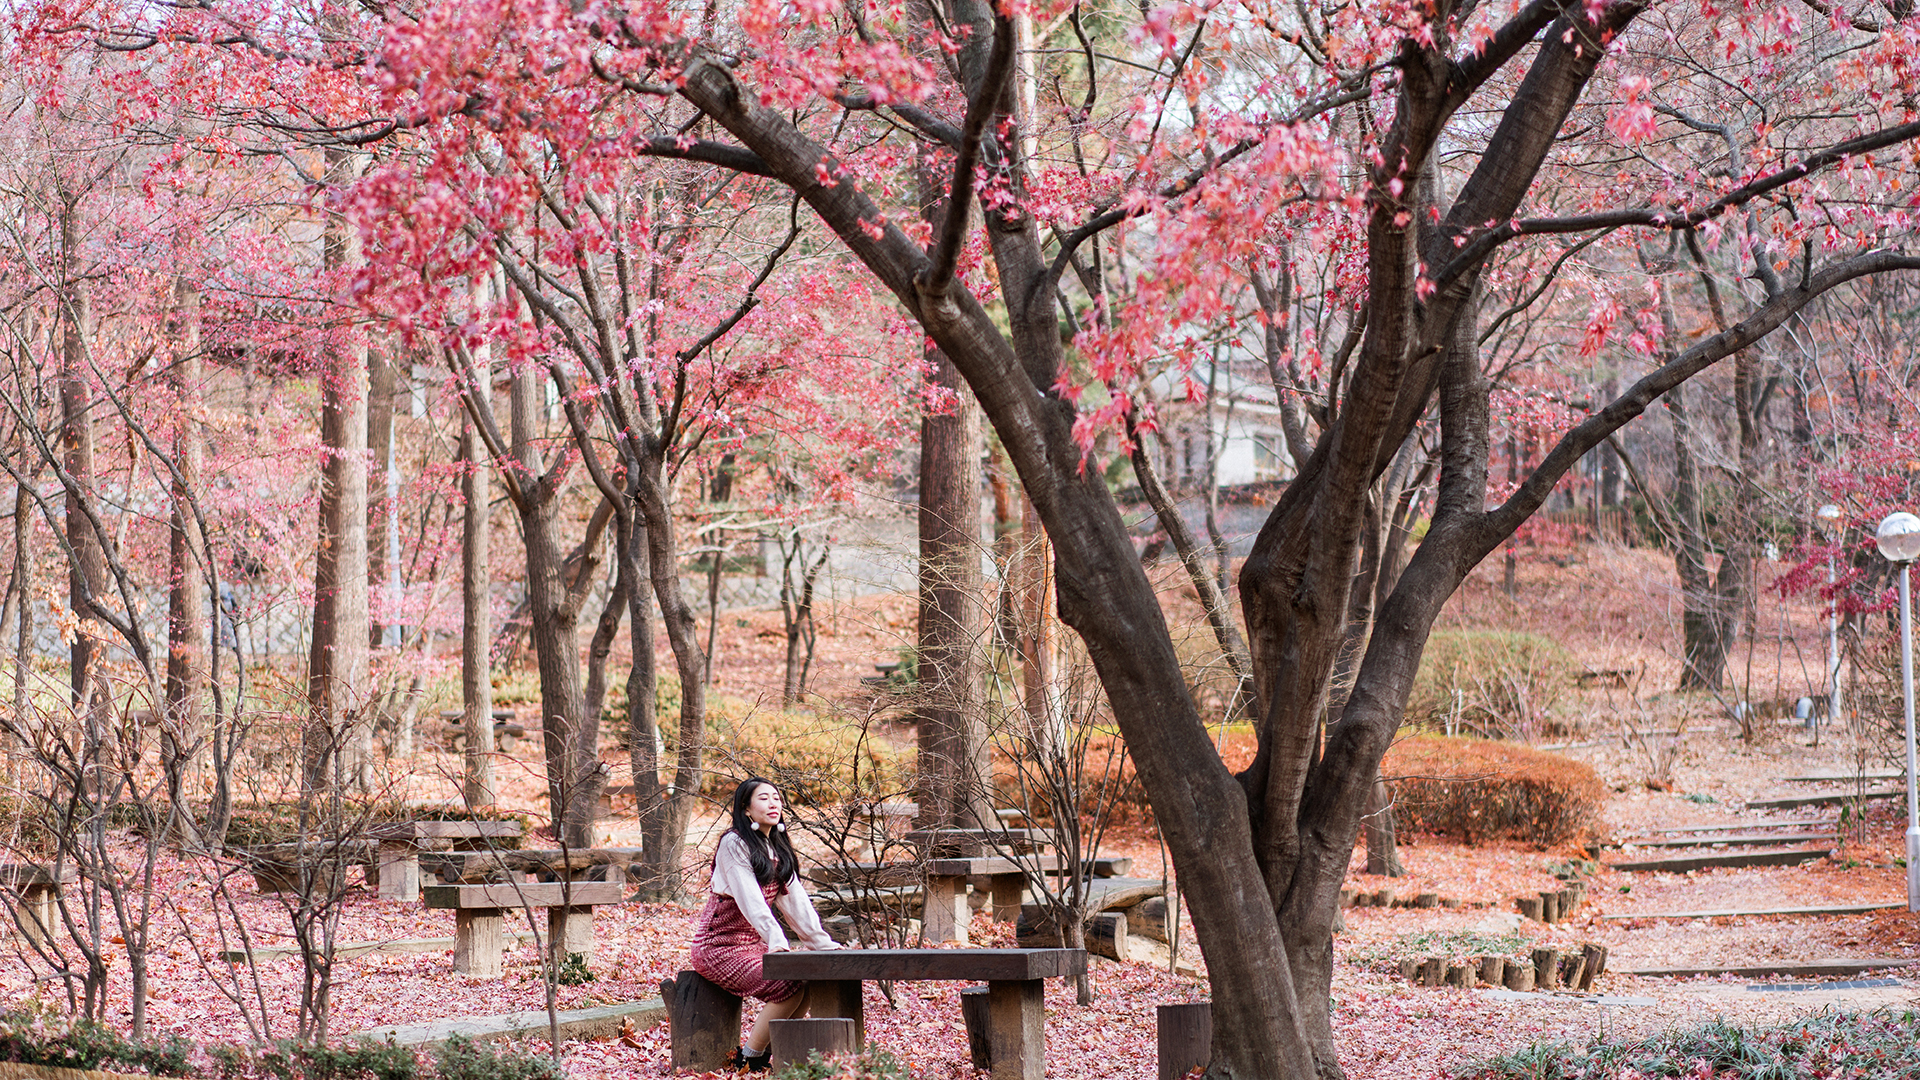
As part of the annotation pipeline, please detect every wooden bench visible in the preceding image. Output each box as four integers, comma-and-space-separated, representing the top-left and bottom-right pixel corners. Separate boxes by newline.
904, 827, 1054, 857
369, 820, 524, 902
421, 880, 622, 977
0, 863, 76, 948
761, 948, 1084, 1080
422, 847, 642, 886
809, 856, 1066, 943
237, 840, 376, 894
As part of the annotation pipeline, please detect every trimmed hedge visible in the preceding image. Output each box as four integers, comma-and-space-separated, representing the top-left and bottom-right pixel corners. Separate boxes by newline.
1383, 736, 1602, 847
1458, 1007, 1920, 1079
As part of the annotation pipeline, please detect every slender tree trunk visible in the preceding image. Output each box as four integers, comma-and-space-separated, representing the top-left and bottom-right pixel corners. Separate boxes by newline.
12, 469, 33, 743
367, 347, 395, 650
460, 330, 495, 809
304, 147, 372, 797
164, 278, 207, 834
633, 445, 705, 896
58, 200, 111, 756
619, 507, 665, 881
509, 367, 598, 844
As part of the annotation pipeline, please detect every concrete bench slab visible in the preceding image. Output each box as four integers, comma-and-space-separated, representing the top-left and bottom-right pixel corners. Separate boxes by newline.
424, 847, 642, 885
360, 998, 664, 1046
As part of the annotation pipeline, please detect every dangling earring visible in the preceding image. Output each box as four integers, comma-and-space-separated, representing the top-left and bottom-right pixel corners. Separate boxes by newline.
776, 822, 786, 833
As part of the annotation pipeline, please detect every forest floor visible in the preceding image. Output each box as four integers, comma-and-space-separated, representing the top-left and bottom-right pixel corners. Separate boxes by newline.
3, 541, 1917, 1077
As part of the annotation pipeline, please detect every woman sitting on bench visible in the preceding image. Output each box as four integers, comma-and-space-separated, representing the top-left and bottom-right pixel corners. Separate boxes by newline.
691, 777, 841, 1071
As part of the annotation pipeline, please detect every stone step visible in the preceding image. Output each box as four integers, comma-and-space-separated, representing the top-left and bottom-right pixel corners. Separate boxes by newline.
1617, 832, 1837, 849
1645, 820, 1833, 834
218, 932, 535, 963
358, 999, 664, 1046
1600, 903, 1902, 921
1623, 958, 1918, 979
1744, 790, 1901, 811
1778, 771, 1903, 783
1608, 847, 1831, 873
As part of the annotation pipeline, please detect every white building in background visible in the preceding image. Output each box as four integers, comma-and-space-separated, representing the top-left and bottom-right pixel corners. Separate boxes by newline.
1148, 364, 1297, 489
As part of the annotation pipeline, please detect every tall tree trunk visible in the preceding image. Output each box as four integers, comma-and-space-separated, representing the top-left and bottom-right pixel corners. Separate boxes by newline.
460, 324, 495, 809
164, 278, 207, 835
619, 507, 664, 882
367, 347, 395, 650
509, 367, 598, 845
914, 158, 989, 829
632, 443, 705, 896
12, 467, 34, 747
304, 146, 372, 797
58, 199, 111, 754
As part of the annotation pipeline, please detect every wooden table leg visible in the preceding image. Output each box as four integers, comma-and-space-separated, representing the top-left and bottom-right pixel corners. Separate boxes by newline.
807, 979, 864, 1046
988, 874, 1024, 922
376, 841, 420, 902
548, 905, 594, 967
16, 885, 55, 949
924, 875, 969, 943
453, 907, 505, 977
986, 979, 1045, 1080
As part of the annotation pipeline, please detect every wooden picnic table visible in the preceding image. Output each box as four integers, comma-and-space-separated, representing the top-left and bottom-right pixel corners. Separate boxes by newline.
760, 947, 1084, 1080
423, 846, 642, 885
368, 820, 524, 901
0, 863, 76, 948
422, 880, 622, 977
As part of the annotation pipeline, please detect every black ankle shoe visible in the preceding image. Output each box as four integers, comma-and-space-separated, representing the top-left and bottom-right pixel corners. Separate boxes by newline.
734, 1046, 771, 1073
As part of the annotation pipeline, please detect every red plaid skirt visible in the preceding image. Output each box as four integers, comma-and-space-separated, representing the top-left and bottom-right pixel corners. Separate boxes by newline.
689, 881, 802, 1003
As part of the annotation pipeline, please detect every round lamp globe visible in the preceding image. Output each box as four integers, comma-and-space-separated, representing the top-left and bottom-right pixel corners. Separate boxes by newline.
1877, 512, 1920, 563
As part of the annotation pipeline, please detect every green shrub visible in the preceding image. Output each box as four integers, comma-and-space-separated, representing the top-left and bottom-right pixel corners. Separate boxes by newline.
430, 1035, 561, 1080
1458, 1008, 1920, 1079
0, 1007, 193, 1076
1409, 630, 1577, 739
255, 1040, 420, 1080
1385, 736, 1602, 847
771, 1048, 911, 1080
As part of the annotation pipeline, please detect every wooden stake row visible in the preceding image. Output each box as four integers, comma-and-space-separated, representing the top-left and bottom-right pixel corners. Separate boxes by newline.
1339, 888, 1474, 910
1514, 881, 1587, 924
1398, 942, 1609, 992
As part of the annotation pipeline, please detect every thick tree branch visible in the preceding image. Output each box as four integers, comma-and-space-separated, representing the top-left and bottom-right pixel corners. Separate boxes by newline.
924, 10, 1015, 294
1480, 248, 1920, 548
1437, 119, 1920, 287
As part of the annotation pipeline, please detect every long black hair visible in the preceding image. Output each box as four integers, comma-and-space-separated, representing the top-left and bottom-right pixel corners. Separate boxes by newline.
728, 777, 798, 887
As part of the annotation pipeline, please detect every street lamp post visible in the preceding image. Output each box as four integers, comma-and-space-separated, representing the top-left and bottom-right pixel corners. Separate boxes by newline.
1875, 511, 1920, 912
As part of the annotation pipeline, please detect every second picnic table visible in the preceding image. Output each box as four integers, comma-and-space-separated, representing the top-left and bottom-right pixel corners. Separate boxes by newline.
760, 947, 1084, 1080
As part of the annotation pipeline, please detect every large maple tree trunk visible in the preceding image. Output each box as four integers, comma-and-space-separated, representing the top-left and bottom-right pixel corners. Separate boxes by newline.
671, 1, 1918, 1072
304, 147, 372, 797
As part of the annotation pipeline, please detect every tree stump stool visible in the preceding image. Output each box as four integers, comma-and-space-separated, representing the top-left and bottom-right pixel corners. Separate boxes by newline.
662, 970, 742, 1072
770, 1018, 858, 1070
1156, 1002, 1211, 1080
960, 986, 992, 1069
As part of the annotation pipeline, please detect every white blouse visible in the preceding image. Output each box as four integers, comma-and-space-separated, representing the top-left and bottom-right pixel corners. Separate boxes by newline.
711, 830, 840, 952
